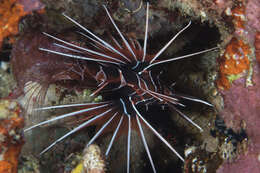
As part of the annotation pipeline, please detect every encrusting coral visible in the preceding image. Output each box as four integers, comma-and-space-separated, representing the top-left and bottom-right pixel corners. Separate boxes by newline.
0, 99, 24, 173
0, 0, 44, 49
217, 37, 251, 89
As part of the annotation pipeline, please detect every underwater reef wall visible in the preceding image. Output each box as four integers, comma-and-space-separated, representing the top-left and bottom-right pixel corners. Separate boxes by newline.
0, 0, 260, 172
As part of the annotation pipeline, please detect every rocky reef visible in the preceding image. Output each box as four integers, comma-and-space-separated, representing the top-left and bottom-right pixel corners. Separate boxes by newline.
0, 0, 259, 172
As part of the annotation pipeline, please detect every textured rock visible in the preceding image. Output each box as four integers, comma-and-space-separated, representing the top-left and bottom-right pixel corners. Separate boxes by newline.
0, 99, 24, 173
218, 63, 260, 173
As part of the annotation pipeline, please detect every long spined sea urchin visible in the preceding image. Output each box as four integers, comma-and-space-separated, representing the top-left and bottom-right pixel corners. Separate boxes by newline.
23, 3, 218, 172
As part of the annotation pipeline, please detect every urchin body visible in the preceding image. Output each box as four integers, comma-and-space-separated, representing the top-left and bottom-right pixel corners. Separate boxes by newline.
12, 3, 218, 172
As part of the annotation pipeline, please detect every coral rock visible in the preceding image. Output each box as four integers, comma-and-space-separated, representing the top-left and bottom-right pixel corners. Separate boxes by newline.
0, 0, 44, 48
218, 63, 260, 173
246, 0, 260, 32
255, 32, 260, 63
82, 144, 105, 173
72, 144, 105, 173
217, 37, 251, 89
0, 99, 24, 173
